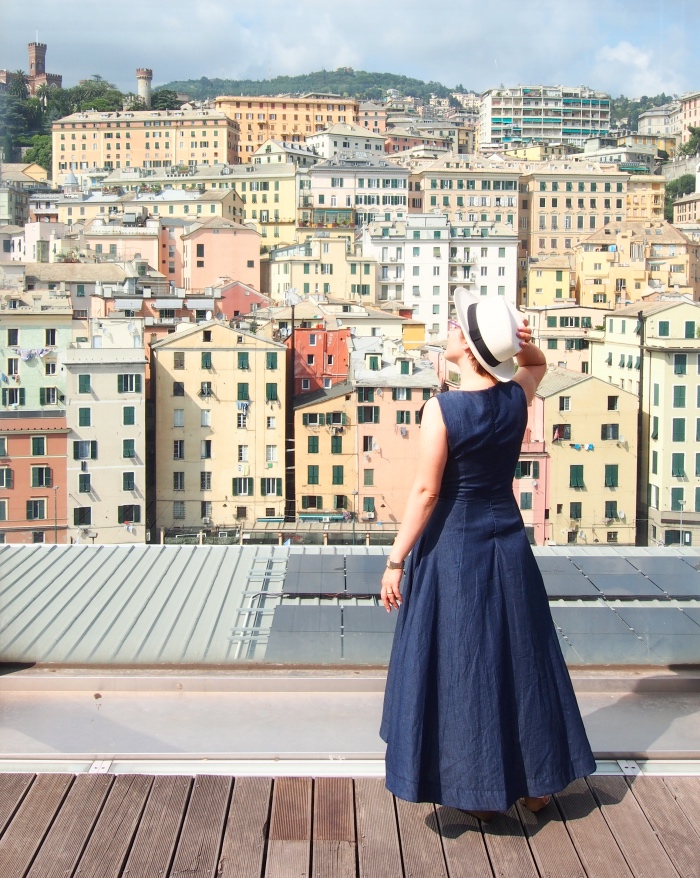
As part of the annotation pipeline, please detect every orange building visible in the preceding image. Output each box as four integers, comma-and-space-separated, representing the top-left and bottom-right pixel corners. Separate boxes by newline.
0, 417, 69, 544
287, 327, 351, 396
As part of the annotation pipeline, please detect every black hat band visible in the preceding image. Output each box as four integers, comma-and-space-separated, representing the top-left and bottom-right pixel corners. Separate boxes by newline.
466, 303, 500, 368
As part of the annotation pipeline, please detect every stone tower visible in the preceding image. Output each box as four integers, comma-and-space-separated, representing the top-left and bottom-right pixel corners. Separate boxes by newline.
28, 42, 47, 76
136, 68, 153, 109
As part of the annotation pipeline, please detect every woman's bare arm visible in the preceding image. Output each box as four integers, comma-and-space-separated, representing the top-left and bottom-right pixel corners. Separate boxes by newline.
381, 396, 448, 610
512, 321, 547, 405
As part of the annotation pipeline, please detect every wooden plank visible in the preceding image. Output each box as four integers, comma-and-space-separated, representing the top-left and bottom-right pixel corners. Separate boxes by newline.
481, 806, 539, 878
395, 797, 448, 878
0, 774, 35, 837
265, 776, 312, 878
121, 775, 191, 878
626, 776, 700, 878
354, 778, 402, 878
556, 778, 634, 878
74, 773, 152, 878
516, 798, 586, 878
663, 776, 700, 826
219, 777, 272, 878
313, 777, 355, 878
0, 773, 73, 877
26, 774, 113, 878
169, 774, 231, 878
435, 806, 493, 878
588, 776, 679, 878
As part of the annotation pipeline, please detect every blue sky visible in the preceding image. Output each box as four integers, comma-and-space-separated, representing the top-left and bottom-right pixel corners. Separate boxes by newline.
1, 0, 695, 97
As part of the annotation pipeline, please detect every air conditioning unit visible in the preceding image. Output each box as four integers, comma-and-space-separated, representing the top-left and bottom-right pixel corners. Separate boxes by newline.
365, 511, 375, 520
322, 516, 331, 523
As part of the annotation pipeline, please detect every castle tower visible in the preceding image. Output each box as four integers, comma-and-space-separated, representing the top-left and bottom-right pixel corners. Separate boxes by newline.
28, 42, 47, 76
136, 68, 153, 109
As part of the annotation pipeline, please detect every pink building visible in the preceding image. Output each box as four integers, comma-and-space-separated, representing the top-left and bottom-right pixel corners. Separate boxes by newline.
214, 281, 272, 320
288, 327, 351, 395
181, 217, 261, 292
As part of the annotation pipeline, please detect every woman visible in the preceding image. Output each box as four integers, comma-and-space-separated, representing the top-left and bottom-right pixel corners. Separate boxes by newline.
379, 290, 595, 820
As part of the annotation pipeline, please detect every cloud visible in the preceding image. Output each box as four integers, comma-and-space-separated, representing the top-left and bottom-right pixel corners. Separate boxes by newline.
592, 41, 685, 97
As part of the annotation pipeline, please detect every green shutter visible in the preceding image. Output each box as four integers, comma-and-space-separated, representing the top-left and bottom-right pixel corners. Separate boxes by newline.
90, 441, 97, 459
247, 478, 254, 495
19, 388, 25, 405
232, 479, 239, 496
672, 453, 685, 477
260, 478, 267, 497
604, 464, 618, 487
135, 375, 142, 393
123, 407, 135, 426
73, 442, 80, 460
1, 389, 6, 406
117, 374, 124, 393
374, 406, 380, 423
570, 465, 584, 488
301, 496, 308, 509
514, 462, 522, 479
117, 506, 124, 524
672, 418, 686, 441
318, 413, 325, 426
533, 461, 539, 479
78, 408, 91, 427
26, 500, 34, 520
277, 478, 283, 496
39, 387, 46, 406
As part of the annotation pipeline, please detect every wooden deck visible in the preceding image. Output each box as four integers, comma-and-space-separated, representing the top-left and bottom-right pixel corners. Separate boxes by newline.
0, 773, 698, 877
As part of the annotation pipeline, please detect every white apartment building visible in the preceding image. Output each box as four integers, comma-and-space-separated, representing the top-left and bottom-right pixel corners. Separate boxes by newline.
479, 85, 611, 149
305, 123, 386, 159
638, 103, 681, 137
361, 213, 517, 338
61, 329, 147, 544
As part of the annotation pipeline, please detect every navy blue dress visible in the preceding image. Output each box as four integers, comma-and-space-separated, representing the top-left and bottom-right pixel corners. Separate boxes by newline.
380, 383, 595, 812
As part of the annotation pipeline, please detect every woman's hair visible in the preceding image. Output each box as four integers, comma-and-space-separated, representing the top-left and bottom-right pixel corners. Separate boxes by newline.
465, 345, 489, 377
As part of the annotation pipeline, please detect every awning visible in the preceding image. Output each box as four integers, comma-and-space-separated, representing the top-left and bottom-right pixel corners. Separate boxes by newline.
113, 299, 141, 311
184, 298, 215, 309
153, 299, 183, 309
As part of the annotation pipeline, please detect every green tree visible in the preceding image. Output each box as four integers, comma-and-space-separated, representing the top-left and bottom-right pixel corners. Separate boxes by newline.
665, 173, 696, 221
7, 70, 29, 100
151, 89, 181, 110
679, 126, 700, 157
23, 134, 52, 171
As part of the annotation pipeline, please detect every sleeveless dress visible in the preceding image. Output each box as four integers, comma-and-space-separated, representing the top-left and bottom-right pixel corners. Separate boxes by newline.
380, 382, 596, 812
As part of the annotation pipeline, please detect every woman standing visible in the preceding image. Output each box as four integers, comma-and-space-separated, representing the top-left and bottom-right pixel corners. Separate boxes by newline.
379, 290, 595, 819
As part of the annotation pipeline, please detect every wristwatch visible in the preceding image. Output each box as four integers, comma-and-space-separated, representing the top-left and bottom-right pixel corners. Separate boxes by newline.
386, 558, 405, 570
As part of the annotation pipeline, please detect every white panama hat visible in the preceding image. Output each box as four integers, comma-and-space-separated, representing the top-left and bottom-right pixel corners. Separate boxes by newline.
453, 288, 523, 382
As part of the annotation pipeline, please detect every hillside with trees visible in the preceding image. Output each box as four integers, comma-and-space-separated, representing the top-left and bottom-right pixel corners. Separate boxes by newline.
610, 93, 674, 130
162, 68, 461, 104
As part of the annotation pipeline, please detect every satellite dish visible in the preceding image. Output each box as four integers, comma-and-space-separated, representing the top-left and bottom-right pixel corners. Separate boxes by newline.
205, 310, 212, 320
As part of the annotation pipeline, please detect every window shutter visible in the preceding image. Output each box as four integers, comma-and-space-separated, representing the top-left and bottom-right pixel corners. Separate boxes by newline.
392, 389, 398, 401
117, 506, 124, 524
260, 478, 267, 497
302, 414, 308, 426
45, 468, 52, 487
301, 495, 308, 509
19, 388, 25, 405
232, 479, 239, 496
73, 442, 79, 460
135, 375, 142, 393
374, 406, 380, 423
39, 387, 46, 406
247, 478, 254, 495
317, 496, 323, 507
7, 469, 12, 489
133, 506, 141, 523
318, 414, 325, 426
357, 407, 364, 424
341, 412, 347, 425
406, 389, 412, 401
1, 389, 6, 406
514, 462, 522, 479
276, 478, 283, 496
533, 461, 539, 479
26, 500, 34, 520
90, 440, 97, 459
117, 374, 124, 393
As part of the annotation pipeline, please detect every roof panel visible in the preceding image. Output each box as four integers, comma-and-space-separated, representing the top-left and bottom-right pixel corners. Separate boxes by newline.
586, 573, 666, 599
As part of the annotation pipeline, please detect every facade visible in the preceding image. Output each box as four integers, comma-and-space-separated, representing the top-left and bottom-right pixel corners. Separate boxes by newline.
384, 127, 452, 154
305, 123, 386, 159
638, 103, 681, 138
359, 102, 388, 133
61, 345, 147, 544
180, 218, 261, 291
525, 256, 576, 307
361, 212, 518, 338
305, 152, 409, 231
52, 108, 240, 183
252, 140, 320, 167
525, 303, 598, 372
479, 85, 611, 149
288, 326, 351, 395
535, 368, 637, 546
0, 184, 30, 227
153, 322, 287, 531
678, 92, 700, 145
214, 94, 360, 159
575, 221, 700, 309
589, 301, 700, 546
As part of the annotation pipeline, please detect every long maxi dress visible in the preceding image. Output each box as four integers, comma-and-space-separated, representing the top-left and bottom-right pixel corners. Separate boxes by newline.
380, 383, 596, 812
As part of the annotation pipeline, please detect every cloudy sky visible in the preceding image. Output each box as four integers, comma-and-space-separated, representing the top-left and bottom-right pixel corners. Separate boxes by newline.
1, 0, 695, 98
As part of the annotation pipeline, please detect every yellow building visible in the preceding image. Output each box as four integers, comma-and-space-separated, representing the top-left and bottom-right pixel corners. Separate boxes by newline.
589, 300, 700, 546
56, 188, 242, 227
525, 303, 600, 372
52, 108, 240, 183
626, 176, 665, 221
576, 220, 700, 309
502, 144, 574, 161
537, 368, 637, 546
267, 236, 377, 302
153, 322, 287, 532
525, 256, 575, 306
214, 93, 360, 160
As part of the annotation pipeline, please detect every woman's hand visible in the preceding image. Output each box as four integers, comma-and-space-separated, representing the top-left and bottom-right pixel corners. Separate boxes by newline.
517, 317, 532, 347
381, 568, 404, 612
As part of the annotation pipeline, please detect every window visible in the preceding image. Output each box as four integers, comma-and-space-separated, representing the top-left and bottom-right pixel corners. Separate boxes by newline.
558, 396, 570, 412
570, 502, 582, 520
266, 445, 277, 463
307, 465, 319, 485
26, 499, 46, 521
31, 466, 52, 488
651, 416, 658, 440
123, 472, 135, 491
672, 418, 685, 441
604, 464, 618, 487
173, 408, 185, 428
237, 412, 248, 429
173, 501, 186, 519
77, 374, 91, 395
237, 383, 249, 401
123, 439, 136, 458
32, 436, 46, 456
117, 505, 141, 524
173, 381, 185, 397
552, 424, 571, 441
201, 352, 212, 370
671, 488, 684, 512
78, 407, 91, 427
674, 354, 687, 375
658, 321, 669, 337
45, 329, 57, 346
118, 374, 142, 393
261, 478, 283, 497
266, 352, 277, 370
266, 383, 278, 402
74, 507, 91, 526
79, 473, 91, 493
672, 453, 686, 477
673, 386, 686, 408
73, 440, 97, 460
332, 465, 344, 485
123, 407, 135, 426
174, 352, 185, 370
604, 500, 618, 520
357, 406, 380, 424
173, 440, 185, 459
200, 471, 212, 491
364, 469, 374, 486
569, 465, 584, 488
601, 423, 619, 440
607, 396, 619, 411
520, 492, 532, 510
238, 352, 249, 370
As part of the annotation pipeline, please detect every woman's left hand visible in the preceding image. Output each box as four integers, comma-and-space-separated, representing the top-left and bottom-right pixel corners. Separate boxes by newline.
381, 568, 403, 612
517, 318, 532, 347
